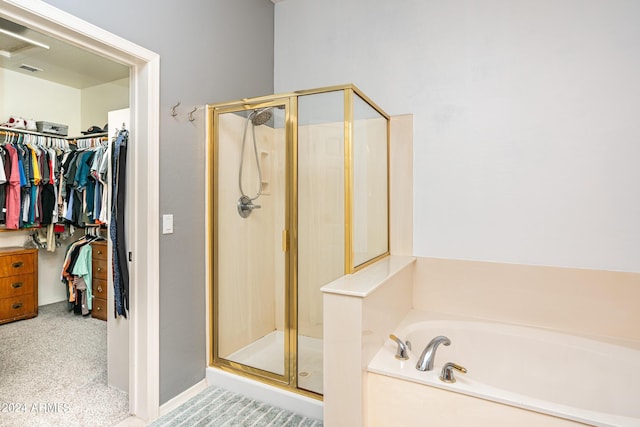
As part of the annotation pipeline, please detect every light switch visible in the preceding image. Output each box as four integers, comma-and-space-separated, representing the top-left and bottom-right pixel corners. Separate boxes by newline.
162, 214, 174, 234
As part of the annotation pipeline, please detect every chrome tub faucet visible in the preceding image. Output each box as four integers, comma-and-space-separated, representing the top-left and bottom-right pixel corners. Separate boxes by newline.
416, 335, 451, 371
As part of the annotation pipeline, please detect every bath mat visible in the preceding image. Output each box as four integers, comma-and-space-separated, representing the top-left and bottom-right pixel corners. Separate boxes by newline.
149, 386, 323, 427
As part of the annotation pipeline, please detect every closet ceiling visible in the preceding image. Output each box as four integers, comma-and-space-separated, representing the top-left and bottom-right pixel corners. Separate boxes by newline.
0, 17, 128, 89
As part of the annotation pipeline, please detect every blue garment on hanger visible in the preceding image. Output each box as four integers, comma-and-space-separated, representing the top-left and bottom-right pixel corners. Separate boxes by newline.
16, 147, 27, 187
110, 129, 129, 318
28, 185, 36, 224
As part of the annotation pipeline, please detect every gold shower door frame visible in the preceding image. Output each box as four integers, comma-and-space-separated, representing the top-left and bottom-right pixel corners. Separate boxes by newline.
206, 84, 390, 400
208, 96, 299, 393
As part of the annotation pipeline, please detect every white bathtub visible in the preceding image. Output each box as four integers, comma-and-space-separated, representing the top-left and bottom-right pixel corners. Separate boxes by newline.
368, 311, 640, 427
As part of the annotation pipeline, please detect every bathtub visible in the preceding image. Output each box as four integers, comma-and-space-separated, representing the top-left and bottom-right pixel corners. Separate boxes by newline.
367, 310, 640, 427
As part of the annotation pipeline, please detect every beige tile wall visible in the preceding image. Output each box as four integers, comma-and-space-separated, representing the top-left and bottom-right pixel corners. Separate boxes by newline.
217, 113, 280, 356
389, 114, 413, 256
413, 257, 640, 345
297, 122, 345, 339
353, 116, 389, 266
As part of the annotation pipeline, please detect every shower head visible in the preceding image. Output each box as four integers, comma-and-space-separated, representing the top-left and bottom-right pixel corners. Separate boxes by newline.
249, 108, 272, 126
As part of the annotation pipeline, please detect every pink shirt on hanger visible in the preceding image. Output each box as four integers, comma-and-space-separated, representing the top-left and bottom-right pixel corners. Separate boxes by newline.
4, 144, 21, 229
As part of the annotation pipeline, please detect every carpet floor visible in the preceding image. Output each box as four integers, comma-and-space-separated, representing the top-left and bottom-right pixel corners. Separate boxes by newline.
149, 387, 323, 427
0, 301, 129, 427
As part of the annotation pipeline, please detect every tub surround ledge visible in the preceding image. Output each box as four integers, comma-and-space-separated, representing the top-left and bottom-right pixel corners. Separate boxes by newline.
321, 255, 416, 297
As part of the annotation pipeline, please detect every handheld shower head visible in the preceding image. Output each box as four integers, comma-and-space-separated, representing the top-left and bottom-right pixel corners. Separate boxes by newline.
249, 108, 272, 126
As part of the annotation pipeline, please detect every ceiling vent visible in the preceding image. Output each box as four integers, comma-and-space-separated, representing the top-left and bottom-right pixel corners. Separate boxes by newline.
19, 63, 42, 73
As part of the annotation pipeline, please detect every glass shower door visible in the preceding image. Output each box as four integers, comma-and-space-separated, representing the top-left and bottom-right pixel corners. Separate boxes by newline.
214, 102, 289, 382
297, 90, 346, 394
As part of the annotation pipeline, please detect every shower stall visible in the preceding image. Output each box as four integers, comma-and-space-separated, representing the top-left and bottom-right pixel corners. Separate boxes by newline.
207, 84, 389, 399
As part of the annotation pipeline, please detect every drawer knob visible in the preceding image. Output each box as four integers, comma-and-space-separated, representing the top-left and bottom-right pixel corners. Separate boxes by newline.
12, 302, 23, 310
11, 282, 23, 289
97, 286, 103, 292
96, 306, 102, 311
97, 267, 103, 272
97, 250, 103, 255
12, 261, 24, 268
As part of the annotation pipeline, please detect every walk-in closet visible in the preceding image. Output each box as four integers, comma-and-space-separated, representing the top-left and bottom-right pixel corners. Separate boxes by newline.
0, 15, 132, 426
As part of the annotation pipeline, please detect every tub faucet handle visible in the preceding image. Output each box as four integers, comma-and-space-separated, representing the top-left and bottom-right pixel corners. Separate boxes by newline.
389, 334, 412, 360
440, 362, 467, 383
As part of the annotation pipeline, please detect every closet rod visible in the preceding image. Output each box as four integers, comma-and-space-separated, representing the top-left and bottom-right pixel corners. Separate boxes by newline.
0, 127, 108, 145
75, 132, 108, 139
0, 126, 47, 137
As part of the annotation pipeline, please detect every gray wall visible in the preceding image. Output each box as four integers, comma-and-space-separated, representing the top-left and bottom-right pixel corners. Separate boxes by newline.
275, 0, 640, 273
43, 0, 275, 404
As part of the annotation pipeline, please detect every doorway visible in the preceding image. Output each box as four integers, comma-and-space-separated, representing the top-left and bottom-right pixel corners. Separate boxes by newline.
0, 1, 160, 421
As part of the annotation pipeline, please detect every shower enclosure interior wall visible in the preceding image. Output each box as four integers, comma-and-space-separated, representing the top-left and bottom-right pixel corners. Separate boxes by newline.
207, 84, 389, 398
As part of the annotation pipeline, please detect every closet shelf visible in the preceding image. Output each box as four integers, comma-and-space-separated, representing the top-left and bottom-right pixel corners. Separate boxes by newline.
0, 223, 105, 232
0, 225, 42, 233
0, 126, 108, 142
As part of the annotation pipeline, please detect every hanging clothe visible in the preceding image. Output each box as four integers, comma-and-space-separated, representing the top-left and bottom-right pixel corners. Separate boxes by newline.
110, 128, 129, 318
4, 143, 21, 229
2, 130, 115, 316
0, 130, 107, 231
60, 234, 102, 314
0, 147, 7, 223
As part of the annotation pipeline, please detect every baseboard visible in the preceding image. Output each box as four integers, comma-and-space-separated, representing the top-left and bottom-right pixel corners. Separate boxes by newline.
158, 379, 208, 417
112, 416, 147, 427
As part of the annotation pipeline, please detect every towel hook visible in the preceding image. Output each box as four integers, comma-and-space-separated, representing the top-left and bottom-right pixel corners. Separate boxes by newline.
188, 106, 198, 122
170, 101, 181, 117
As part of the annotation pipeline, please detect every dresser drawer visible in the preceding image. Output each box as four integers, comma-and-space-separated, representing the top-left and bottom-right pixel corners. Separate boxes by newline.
0, 294, 35, 320
93, 278, 107, 299
92, 258, 107, 280
0, 274, 35, 299
92, 242, 107, 260
92, 297, 107, 321
0, 248, 37, 324
0, 253, 36, 277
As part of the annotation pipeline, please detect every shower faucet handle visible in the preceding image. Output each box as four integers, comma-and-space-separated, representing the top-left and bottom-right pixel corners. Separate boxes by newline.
237, 196, 261, 218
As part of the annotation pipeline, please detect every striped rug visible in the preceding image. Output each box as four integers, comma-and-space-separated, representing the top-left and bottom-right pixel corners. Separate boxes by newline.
149, 387, 323, 427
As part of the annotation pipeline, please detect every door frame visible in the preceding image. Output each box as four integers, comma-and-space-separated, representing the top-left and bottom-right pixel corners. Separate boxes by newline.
208, 99, 295, 388
0, 0, 161, 421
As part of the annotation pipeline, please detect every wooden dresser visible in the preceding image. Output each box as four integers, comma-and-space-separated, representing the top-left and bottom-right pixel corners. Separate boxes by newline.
91, 240, 108, 321
0, 247, 38, 325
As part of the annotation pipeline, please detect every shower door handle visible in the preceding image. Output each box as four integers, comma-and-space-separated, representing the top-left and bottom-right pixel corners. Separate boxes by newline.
282, 229, 289, 252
